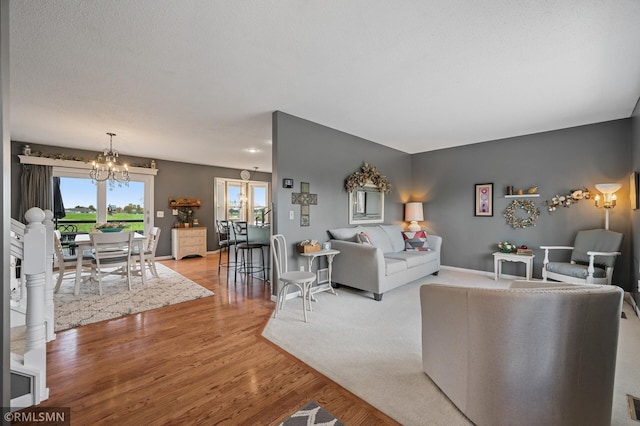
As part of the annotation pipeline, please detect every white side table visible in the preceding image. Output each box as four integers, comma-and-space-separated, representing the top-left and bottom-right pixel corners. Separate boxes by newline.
492, 252, 535, 281
299, 249, 340, 298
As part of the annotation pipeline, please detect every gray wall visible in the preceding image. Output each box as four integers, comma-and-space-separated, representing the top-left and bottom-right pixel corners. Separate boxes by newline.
272, 111, 412, 272
631, 98, 640, 304
10, 141, 271, 257
412, 119, 633, 289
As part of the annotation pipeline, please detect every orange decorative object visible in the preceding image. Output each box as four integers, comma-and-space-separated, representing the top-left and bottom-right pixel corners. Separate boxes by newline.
168, 197, 201, 208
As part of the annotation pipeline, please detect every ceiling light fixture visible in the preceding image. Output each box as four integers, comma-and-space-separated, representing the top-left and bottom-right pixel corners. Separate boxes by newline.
90, 132, 130, 188
245, 148, 260, 153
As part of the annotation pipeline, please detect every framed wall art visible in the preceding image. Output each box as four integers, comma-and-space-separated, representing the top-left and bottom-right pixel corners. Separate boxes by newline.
631, 172, 638, 210
474, 183, 493, 217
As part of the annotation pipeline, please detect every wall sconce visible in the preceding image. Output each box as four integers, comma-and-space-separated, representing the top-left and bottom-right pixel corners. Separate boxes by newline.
405, 202, 424, 232
594, 183, 621, 230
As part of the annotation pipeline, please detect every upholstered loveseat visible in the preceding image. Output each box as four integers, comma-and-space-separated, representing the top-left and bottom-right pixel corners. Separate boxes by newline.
328, 224, 441, 300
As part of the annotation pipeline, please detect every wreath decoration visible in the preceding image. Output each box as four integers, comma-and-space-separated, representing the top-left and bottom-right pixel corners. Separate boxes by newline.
504, 200, 540, 229
345, 162, 391, 193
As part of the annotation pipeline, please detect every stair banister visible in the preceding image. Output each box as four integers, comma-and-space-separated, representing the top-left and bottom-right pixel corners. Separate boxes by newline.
21, 207, 49, 402
43, 209, 55, 341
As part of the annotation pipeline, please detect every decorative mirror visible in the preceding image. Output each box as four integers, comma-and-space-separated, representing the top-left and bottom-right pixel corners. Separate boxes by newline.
349, 183, 384, 224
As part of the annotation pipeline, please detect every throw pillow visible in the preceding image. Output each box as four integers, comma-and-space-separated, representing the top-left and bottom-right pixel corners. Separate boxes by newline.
402, 231, 430, 251
357, 232, 373, 245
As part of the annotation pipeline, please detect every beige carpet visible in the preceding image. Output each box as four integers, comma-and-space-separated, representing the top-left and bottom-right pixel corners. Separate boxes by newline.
54, 262, 213, 331
262, 268, 640, 426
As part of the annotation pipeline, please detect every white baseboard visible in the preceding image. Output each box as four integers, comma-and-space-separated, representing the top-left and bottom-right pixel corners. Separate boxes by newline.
440, 264, 523, 281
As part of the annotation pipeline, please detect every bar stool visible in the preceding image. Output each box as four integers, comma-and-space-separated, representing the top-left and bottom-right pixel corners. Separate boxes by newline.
233, 221, 267, 282
216, 220, 235, 275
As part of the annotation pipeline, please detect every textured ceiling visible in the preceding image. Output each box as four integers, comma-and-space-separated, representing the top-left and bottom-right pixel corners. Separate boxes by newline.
9, 1, 640, 172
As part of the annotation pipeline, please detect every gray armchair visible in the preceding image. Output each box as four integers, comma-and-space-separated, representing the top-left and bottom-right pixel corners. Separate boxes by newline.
541, 229, 622, 285
420, 281, 623, 426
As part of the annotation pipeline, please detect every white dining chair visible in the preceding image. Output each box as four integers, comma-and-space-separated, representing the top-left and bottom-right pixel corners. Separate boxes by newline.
89, 231, 134, 295
53, 230, 91, 292
132, 227, 161, 278
271, 234, 316, 322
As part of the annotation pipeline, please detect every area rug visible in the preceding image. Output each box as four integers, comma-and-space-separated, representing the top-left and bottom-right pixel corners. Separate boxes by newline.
54, 263, 213, 331
279, 401, 345, 426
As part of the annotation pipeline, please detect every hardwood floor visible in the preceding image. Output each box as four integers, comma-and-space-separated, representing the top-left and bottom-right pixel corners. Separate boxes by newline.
31, 255, 399, 425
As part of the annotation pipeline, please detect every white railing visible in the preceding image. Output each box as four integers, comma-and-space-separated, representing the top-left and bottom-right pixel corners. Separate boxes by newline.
10, 207, 54, 408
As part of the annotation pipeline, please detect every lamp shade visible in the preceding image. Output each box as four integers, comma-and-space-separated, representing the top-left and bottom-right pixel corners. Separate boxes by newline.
595, 183, 622, 194
405, 202, 424, 222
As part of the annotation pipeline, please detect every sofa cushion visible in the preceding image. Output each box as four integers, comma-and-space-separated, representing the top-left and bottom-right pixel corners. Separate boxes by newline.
363, 226, 394, 254
356, 232, 373, 245
546, 262, 607, 279
328, 226, 362, 242
385, 257, 407, 275
380, 224, 406, 253
403, 231, 431, 251
386, 250, 439, 268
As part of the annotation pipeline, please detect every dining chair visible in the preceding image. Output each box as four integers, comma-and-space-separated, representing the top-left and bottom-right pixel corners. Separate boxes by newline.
53, 230, 91, 292
216, 220, 235, 275
132, 227, 161, 278
89, 231, 134, 295
271, 234, 316, 322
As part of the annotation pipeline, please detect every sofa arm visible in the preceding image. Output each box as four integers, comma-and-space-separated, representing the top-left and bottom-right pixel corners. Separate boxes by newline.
329, 240, 385, 292
426, 234, 442, 253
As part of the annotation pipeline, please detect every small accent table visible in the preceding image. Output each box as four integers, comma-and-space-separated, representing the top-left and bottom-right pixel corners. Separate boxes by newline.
492, 251, 535, 281
299, 249, 340, 298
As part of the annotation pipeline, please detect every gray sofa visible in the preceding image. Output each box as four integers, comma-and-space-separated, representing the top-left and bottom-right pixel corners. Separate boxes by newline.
421, 280, 623, 426
328, 224, 441, 300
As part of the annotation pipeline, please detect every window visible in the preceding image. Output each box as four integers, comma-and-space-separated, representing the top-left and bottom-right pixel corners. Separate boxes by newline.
53, 166, 154, 234
215, 178, 270, 225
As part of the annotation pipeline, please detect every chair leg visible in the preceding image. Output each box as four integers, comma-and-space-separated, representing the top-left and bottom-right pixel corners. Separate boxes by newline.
126, 262, 132, 291
96, 269, 103, 296
301, 283, 308, 322
54, 267, 64, 293
218, 246, 223, 274
149, 259, 159, 278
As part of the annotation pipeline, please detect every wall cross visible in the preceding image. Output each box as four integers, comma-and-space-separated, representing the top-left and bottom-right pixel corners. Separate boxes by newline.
291, 182, 317, 226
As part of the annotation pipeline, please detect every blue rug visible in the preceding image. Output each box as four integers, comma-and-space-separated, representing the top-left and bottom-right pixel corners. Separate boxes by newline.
279, 401, 345, 426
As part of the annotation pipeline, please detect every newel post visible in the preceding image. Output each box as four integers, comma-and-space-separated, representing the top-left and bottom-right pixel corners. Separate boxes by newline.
22, 207, 49, 400
43, 209, 55, 341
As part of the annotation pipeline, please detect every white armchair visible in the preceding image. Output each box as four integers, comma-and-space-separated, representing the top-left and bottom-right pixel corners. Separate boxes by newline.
541, 229, 622, 285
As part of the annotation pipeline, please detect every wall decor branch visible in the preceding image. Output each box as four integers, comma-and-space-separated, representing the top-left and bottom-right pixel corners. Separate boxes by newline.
544, 188, 591, 213
345, 162, 391, 193
504, 200, 540, 229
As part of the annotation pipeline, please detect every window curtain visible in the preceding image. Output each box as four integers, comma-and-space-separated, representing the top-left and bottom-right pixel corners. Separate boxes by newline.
19, 164, 52, 222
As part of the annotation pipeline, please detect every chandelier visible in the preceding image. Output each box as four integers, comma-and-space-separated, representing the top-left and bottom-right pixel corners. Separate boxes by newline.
90, 132, 130, 187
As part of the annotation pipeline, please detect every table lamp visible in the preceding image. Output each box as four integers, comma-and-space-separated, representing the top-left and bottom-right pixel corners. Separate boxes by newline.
405, 202, 424, 232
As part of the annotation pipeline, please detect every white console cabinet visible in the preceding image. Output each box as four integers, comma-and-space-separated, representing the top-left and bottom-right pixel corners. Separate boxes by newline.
171, 227, 207, 260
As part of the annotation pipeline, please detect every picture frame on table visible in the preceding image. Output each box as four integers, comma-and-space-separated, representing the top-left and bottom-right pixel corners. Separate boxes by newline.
474, 183, 493, 217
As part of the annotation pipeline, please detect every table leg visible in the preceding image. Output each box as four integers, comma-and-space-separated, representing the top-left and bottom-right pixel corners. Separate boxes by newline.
137, 240, 146, 286
75, 247, 84, 296
526, 259, 532, 280
494, 257, 499, 281
307, 257, 317, 302
326, 254, 337, 295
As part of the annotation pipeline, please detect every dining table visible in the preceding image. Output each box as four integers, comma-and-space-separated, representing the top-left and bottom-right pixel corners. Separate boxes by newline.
73, 232, 148, 296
